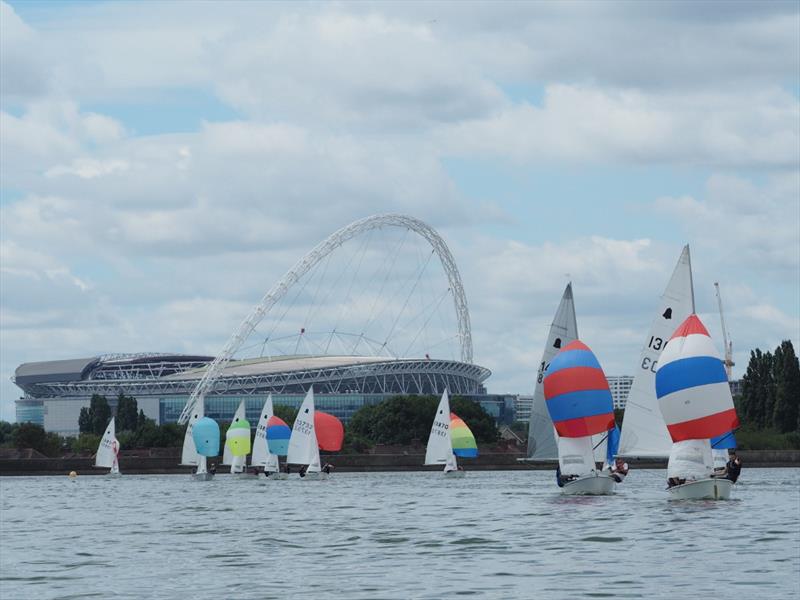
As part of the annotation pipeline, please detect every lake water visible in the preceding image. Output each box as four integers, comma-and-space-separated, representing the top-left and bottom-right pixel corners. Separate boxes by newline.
1, 468, 798, 599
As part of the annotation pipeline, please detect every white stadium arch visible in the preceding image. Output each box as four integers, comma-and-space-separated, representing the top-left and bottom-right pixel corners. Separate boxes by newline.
178, 214, 473, 424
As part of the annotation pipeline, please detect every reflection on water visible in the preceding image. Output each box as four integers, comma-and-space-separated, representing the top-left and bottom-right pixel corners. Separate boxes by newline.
1, 468, 798, 599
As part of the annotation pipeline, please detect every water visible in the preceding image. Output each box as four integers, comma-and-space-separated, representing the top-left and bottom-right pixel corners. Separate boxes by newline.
1, 469, 798, 599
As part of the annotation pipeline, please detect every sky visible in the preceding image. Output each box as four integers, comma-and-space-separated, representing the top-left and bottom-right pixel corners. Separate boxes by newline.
1, 0, 798, 421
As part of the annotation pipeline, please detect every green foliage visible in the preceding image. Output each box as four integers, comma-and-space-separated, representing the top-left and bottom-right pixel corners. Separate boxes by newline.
71, 433, 101, 454
348, 395, 499, 447
273, 404, 298, 428
739, 341, 800, 433
735, 426, 800, 450
79, 394, 113, 435
116, 393, 139, 432
11, 423, 63, 457
0, 421, 17, 445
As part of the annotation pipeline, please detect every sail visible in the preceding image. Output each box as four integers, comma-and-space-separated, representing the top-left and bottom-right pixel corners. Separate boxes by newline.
450, 413, 478, 457
656, 315, 739, 442
265, 453, 280, 472
667, 439, 713, 480
180, 395, 205, 466
314, 411, 344, 451
95, 418, 119, 469
425, 390, 453, 465
287, 388, 319, 466
251, 395, 273, 467
619, 245, 695, 458
225, 417, 252, 457
192, 417, 220, 457
557, 436, 596, 477
267, 416, 291, 456
543, 340, 614, 438
606, 425, 621, 466
223, 401, 247, 465
711, 430, 737, 450
527, 283, 578, 459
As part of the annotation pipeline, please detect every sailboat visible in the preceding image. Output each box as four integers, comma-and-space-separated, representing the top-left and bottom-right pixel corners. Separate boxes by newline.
526, 283, 578, 461
181, 395, 217, 481
223, 401, 252, 477
287, 388, 328, 480
544, 340, 617, 495
656, 314, 740, 500
424, 390, 478, 477
618, 245, 695, 459
94, 417, 120, 476
222, 400, 251, 475
252, 395, 290, 479
192, 415, 221, 482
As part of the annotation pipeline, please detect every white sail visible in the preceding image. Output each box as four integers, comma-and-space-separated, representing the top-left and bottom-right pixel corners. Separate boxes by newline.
591, 432, 608, 468
667, 439, 713, 481
251, 394, 274, 467
712, 449, 729, 471
180, 395, 204, 466
425, 390, 453, 465
95, 417, 119, 471
557, 435, 596, 477
287, 388, 319, 467
527, 283, 578, 460
444, 453, 458, 473
618, 245, 695, 458
265, 453, 280, 473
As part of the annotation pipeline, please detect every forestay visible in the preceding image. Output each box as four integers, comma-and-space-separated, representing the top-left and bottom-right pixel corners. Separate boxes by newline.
526, 283, 578, 460
618, 245, 695, 458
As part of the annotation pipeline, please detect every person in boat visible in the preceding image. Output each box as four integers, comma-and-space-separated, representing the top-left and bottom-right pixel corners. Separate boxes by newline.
209, 463, 217, 476
725, 453, 742, 483
299, 465, 307, 478
555, 465, 578, 488
322, 463, 333, 475
263, 469, 272, 479
284, 464, 291, 475
667, 477, 686, 488
610, 458, 629, 483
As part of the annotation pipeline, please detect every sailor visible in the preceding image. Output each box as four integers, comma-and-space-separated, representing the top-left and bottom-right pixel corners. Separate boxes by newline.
299, 465, 307, 478
284, 464, 291, 475
610, 458, 629, 483
725, 452, 742, 483
667, 477, 686, 488
209, 464, 217, 476
263, 469, 272, 478
556, 465, 577, 487
322, 463, 333, 475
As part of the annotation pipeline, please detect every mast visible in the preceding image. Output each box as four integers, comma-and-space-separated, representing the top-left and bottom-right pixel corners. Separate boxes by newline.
714, 282, 734, 380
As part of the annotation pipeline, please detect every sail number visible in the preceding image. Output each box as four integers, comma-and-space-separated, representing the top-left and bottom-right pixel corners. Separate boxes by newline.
648, 336, 665, 351
537, 361, 550, 384
641, 357, 658, 373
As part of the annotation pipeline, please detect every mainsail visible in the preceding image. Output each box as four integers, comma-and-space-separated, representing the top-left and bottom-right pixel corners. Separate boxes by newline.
287, 388, 321, 470
180, 395, 205, 466
618, 245, 695, 458
251, 395, 274, 468
425, 390, 454, 466
95, 417, 120, 474
526, 283, 578, 460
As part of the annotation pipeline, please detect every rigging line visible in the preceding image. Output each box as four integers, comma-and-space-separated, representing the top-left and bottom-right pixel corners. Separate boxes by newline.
324, 229, 375, 354
424, 334, 460, 352
357, 229, 410, 342
382, 248, 436, 352
401, 287, 451, 358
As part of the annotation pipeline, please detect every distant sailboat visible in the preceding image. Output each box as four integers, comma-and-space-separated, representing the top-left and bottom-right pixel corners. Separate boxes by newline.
192, 415, 221, 482
287, 388, 330, 480
656, 315, 740, 500
223, 400, 250, 475
544, 340, 617, 495
618, 245, 695, 458
252, 395, 290, 479
526, 283, 578, 461
181, 395, 218, 480
424, 390, 477, 477
94, 417, 120, 476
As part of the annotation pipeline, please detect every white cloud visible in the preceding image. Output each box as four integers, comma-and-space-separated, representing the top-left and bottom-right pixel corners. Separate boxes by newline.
45, 158, 130, 179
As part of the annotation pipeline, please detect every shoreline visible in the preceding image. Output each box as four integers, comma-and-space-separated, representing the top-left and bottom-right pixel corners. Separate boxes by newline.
1, 450, 798, 476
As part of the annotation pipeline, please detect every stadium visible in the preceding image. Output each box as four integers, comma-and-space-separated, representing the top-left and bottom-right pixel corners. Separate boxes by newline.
13, 215, 511, 436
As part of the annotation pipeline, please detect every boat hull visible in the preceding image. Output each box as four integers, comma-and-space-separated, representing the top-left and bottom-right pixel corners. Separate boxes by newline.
263, 472, 290, 480
561, 474, 616, 495
668, 477, 732, 500
192, 472, 215, 482
444, 470, 466, 478
301, 471, 329, 481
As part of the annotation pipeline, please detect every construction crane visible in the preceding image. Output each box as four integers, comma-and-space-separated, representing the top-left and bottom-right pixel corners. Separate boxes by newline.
714, 282, 735, 380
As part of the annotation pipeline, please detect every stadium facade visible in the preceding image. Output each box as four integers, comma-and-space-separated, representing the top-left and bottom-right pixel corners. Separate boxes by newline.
13, 352, 505, 436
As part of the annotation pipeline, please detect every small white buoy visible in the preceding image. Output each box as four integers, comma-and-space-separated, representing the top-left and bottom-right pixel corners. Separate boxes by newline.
68, 471, 77, 479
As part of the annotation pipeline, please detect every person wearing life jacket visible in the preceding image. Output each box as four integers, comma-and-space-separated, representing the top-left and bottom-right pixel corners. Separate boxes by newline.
725, 453, 742, 483
322, 463, 333, 475
610, 458, 629, 484
556, 465, 577, 487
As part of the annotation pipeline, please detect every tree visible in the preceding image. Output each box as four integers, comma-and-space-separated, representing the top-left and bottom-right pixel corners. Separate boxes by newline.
740, 349, 775, 429
116, 393, 139, 432
11, 423, 63, 457
78, 407, 93, 434
274, 404, 298, 428
89, 395, 112, 435
773, 340, 800, 433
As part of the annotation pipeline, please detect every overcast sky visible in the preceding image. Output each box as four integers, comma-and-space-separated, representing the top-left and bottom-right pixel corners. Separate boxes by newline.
1, 0, 798, 421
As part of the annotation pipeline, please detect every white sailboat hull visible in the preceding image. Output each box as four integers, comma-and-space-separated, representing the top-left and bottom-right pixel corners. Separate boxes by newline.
301, 471, 329, 481
444, 469, 466, 478
668, 477, 732, 500
561, 473, 616, 496
193, 472, 215, 482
